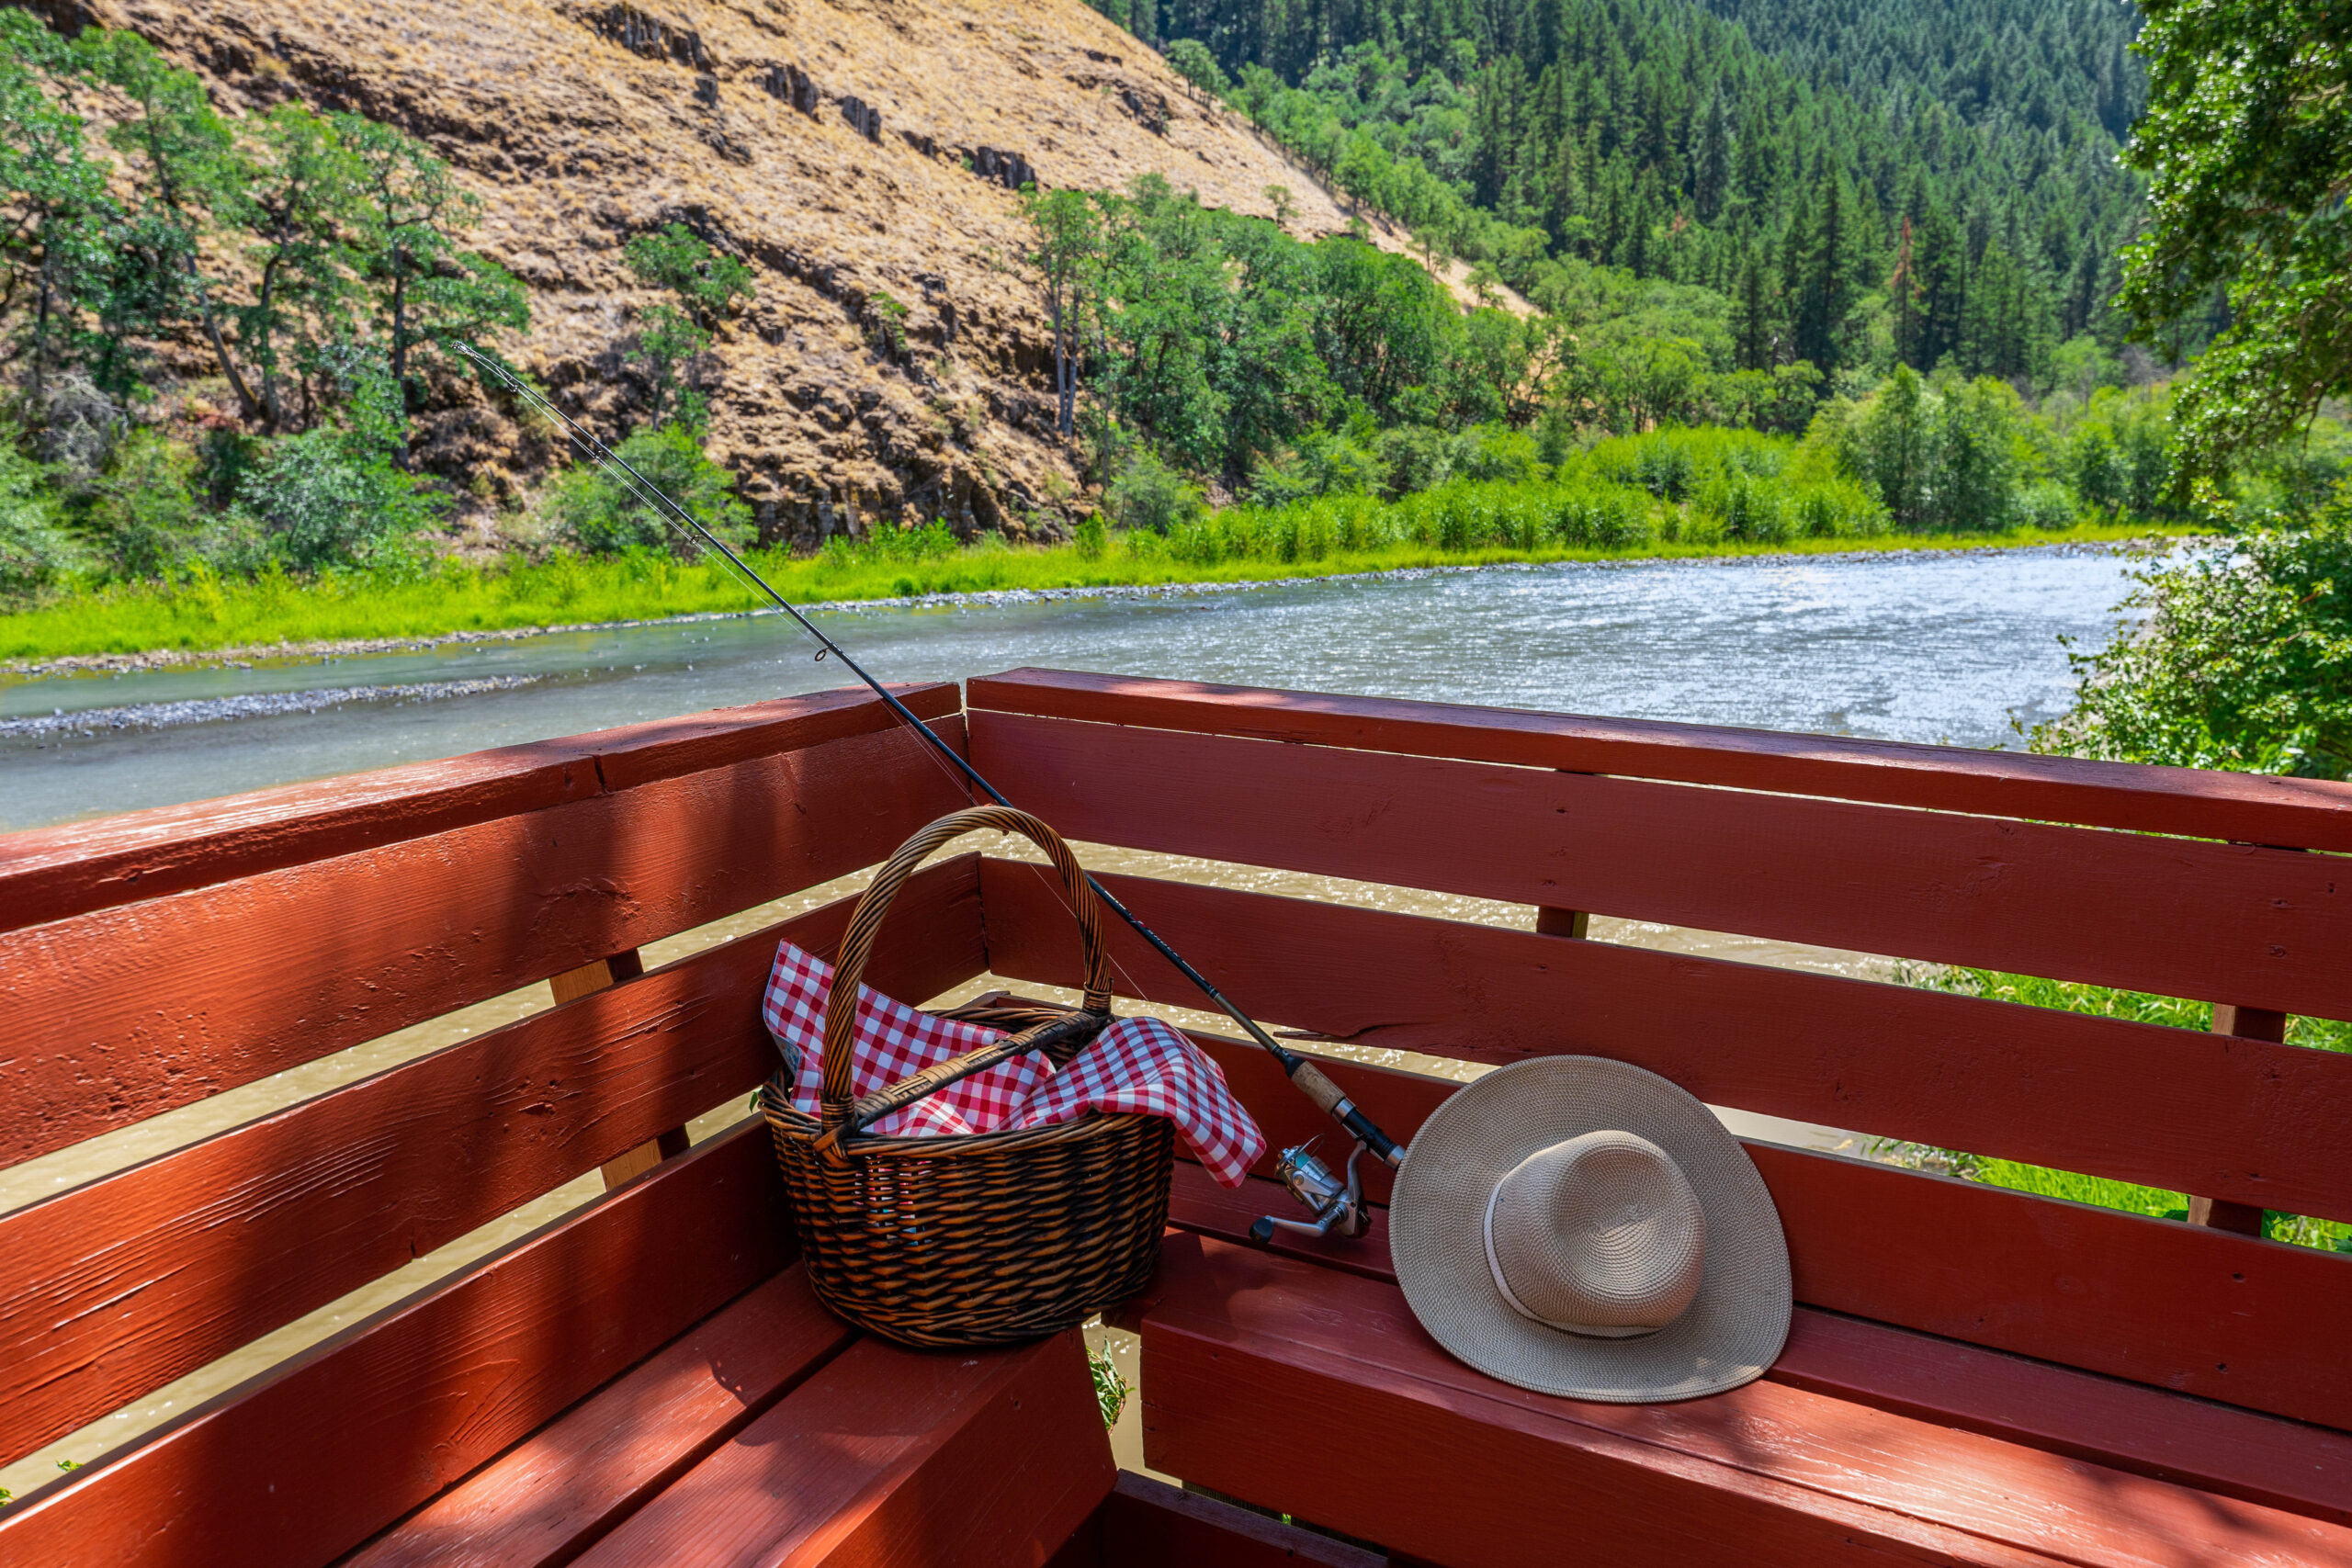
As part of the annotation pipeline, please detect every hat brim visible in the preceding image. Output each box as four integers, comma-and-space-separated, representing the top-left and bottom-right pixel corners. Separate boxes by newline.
1389, 1056, 1792, 1403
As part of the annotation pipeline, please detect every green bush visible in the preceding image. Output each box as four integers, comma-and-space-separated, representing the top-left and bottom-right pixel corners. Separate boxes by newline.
89, 428, 202, 580
1104, 450, 1204, 534
237, 428, 447, 574
548, 423, 751, 557
2034, 511, 2352, 776
0, 432, 74, 599
2014, 481, 2076, 531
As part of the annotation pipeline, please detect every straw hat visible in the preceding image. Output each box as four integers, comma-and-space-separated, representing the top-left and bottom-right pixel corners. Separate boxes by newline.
1390, 1056, 1792, 1403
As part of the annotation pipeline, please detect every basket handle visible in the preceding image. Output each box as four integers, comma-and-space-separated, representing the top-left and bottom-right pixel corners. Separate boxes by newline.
818, 804, 1113, 1131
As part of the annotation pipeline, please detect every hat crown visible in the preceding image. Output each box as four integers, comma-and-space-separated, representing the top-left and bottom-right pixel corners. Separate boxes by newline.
1484, 1130, 1706, 1338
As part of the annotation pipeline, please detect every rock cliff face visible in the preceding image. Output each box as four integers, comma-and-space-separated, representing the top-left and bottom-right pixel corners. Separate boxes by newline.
58, 0, 1367, 543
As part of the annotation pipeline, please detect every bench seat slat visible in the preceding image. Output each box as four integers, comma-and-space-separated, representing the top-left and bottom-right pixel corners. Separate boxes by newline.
1140, 1234, 2352, 1568
0, 1120, 791, 1568
1142, 1032, 2352, 1431
979, 862, 2352, 1223
968, 669, 2352, 852
1, 714, 967, 1170
969, 711, 2352, 1021
571, 1330, 1114, 1568
345, 1269, 856, 1568
0, 857, 984, 1473
1155, 1161, 2352, 1527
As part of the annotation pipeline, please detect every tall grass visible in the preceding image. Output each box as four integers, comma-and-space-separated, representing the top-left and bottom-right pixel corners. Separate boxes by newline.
1, 424, 2188, 662
1896, 966, 2352, 1252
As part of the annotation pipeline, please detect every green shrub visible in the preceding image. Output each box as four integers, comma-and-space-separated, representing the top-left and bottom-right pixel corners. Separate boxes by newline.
548, 423, 751, 557
1104, 450, 1204, 534
89, 429, 202, 580
237, 428, 447, 574
2015, 481, 2076, 531
0, 432, 74, 599
1072, 513, 1106, 559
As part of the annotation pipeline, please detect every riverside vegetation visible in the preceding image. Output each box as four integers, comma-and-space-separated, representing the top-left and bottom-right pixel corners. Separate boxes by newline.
0, 6, 2267, 666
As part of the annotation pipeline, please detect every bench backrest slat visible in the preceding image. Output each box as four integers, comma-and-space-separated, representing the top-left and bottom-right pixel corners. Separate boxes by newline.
971, 667, 2352, 850
0, 692, 967, 1169
1166, 1013, 2352, 1431
967, 669, 2352, 1435
971, 710, 2352, 1021
0, 1120, 788, 1568
978, 861, 2352, 1224
0, 858, 985, 1472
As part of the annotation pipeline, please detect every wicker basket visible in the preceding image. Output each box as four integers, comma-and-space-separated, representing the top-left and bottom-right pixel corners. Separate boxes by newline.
762, 804, 1174, 1348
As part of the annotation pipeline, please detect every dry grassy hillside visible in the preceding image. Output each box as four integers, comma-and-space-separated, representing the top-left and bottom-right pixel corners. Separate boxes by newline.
57, 0, 1372, 543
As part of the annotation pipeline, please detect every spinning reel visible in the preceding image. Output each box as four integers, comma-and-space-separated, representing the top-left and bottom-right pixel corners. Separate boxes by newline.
1248, 1138, 1373, 1245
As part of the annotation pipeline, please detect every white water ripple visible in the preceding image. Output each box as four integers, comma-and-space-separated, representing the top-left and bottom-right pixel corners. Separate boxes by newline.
1, 675, 542, 739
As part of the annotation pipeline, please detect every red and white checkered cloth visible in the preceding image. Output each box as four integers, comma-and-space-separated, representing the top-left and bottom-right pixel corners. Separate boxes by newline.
762, 941, 1266, 1186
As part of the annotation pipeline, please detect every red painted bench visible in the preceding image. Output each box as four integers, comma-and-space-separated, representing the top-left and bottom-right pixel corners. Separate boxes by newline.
963, 669, 2352, 1566
5, 667, 2350, 1565
0, 682, 1353, 1567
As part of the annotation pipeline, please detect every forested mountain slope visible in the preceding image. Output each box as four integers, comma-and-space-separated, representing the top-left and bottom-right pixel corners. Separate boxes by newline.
28, 0, 1366, 542
1113, 0, 2149, 387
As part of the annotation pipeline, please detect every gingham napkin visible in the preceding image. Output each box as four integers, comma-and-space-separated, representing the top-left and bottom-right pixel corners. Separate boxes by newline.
762, 940, 1265, 1186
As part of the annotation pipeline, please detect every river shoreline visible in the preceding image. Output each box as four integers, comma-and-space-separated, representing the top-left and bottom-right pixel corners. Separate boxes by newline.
3, 535, 2186, 681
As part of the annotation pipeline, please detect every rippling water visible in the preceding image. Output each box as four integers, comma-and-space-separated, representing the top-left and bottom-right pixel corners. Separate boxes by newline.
0, 546, 2143, 831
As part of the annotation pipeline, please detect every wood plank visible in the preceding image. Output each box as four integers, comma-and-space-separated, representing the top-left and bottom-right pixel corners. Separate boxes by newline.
1750, 1141, 2352, 1433
0, 714, 969, 1169
0, 858, 984, 1472
0, 1118, 794, 1568
2193, 1004, 2292, 1235
971, 711, 2352, 1021
544, 951, 693, 1190
571, 1330, 1115, 1568
978, 862, 2352, 1223
1154, 1162, 2352, 1528
0, 684, 958, 932
1137, 1234, 2352, 1568
1047, 1472, 1390, 1568
967, 668, 2352, 852
1088, 1016, 2352, 1430
344, 1269, 857, 1568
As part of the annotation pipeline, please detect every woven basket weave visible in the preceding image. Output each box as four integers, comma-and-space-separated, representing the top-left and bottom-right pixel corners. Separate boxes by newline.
762, 805, 1172, 1348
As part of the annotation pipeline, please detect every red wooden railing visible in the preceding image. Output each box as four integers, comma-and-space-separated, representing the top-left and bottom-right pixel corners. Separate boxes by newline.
1, 668, 2346, 1567
966, 669, 2352, 1432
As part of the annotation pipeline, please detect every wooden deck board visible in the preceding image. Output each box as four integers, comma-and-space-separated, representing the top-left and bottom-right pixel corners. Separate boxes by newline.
571, 1330, 1114, 1568
343, 1269, 856, 1568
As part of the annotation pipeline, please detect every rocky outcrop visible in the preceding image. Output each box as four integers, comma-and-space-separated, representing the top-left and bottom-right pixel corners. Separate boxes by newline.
58, 0, 1375, 546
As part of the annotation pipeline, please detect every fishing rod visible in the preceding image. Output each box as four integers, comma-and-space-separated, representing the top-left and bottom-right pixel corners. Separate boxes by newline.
459, 346, 1403, 1233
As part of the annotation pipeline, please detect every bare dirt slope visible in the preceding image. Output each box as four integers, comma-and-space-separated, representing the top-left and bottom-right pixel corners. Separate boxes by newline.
63, 0, 1371, 542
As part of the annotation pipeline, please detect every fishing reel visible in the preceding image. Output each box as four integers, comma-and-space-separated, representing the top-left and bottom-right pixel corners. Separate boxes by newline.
1248, 1138, 1372, 1246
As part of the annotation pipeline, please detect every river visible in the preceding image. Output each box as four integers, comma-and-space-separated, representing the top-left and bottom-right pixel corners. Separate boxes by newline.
0, 545, 2143, 831
0, 544, 2147, 1495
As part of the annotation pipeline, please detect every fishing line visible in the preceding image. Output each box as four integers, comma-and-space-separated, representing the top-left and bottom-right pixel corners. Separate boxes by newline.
460, 345, 1407, 1170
